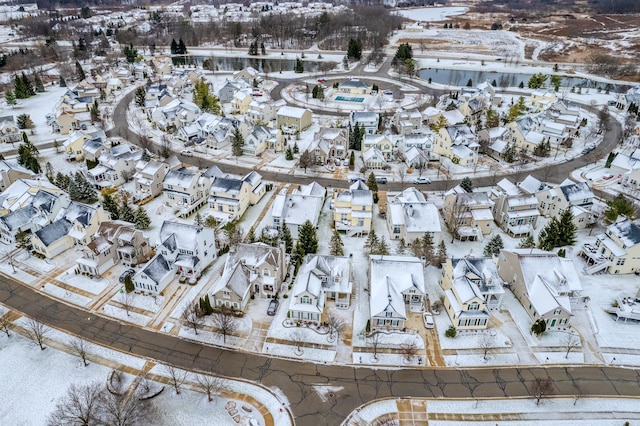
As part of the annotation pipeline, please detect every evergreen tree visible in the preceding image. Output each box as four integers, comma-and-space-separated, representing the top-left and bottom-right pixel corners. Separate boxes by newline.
124, 274, 135, 293
21, 73, 35, 97
285, 147, 294, 160
349, 151, 355, 170
231, 127, 244, 157
485, 108, 499, 128
346, 38, 363, 60
5, 89, 16, 106
604, 194, 635, 223
102, 193, 120, 219
537, 217, 560, 251
435, 240, 447, 267
483, 234, 504, 257
421, 233, 434, 264
15, 228, 31, 252
293, 142, 299, 154
135, 87, 146, 108
518, 234, 536, 249
59, 75, 67, 87
34, 73, 45, 92
170, 38, 178, 54
364, 229, 379, 252
69, 172, 97, 203
14, 74, 27, 99
247, 226, 256, 243
17, 144, 40, 173
119, 202, 136, 223
459, 177, 473, 192
298, 220, 318, 254
557, 209, 577, 247
17, 114, 34, 130
329, 230, 344, 256
397, 238, 406, 255
178, 38, 187, 54
55, 172, 71, 190
366, 172, 378, 193
193, 78, 221, 114
141, 150, 151, 162
134, 206, 151, 229
371, 238, 389, 255
279, 221, 293, 254
75, 61, 85, 81
123, 43, 138, 63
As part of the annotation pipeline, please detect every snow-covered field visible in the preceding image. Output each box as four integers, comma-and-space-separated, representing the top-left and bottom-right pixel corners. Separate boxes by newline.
393, 7, 469, 22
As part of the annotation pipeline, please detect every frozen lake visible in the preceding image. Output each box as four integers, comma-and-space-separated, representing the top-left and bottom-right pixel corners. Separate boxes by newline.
393, 6, 468, 22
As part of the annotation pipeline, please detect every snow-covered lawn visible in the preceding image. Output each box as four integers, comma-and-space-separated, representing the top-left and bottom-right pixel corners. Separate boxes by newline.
393, 6, 468, 22
42, 282, 92, 307
101, 303, 151, 327
58, 267, 110, 295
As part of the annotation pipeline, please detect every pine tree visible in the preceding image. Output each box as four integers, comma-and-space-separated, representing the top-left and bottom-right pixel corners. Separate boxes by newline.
124, 274, 135, 293
70, 172, 97, 203
119, 202, 136, 223
329, 230, 344, 256
5, 89, 16, 106
21, 73, 35, 96
366, 172, 378, 193
371, 238, 389, 255
134, 206, 151, 229
141, 150, 151, 162
75, 60, 85, 81
459, 177, 473, 192
298, 220, 318, 254
397, 238, 406, 255
557, 209, 577, 247
421, 233, 434, 264
17, 114, 34, 131
279, 221, 293, 254
17, 144, 40, 173
102, 193, 120, 219
231, 127, 244, 157
349, 151, 355, 170
135, 87, 146, 108
247, 226, 256, 243
435, 240, 447, 267
170, 38, 178, 54
59, 75, 67, 87
364, 229, 379, 252
537, 217, 560, 251
14, 74, 27, 99
518, 234, 536, 249
34, 73, 45, 92
178, 38, 187, 54
483, 234, 504, 257
285, 147, 294, 160
55, 172, 71, 190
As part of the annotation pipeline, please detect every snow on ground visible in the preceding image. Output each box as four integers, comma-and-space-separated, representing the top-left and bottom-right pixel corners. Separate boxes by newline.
102, 303, 151, 327
16, 252, 55, 273
58, 267, 110, 295
263, 342, 335, 363
0, 262, 36, 284
114, 291, 165, 314
393, 6, 469, 22
353, 352, 427, 367
43, 282, 92, 307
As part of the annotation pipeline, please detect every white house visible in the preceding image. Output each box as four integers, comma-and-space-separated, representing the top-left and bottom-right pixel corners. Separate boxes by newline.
386, 187, 441, 243
271, 182, 326, 238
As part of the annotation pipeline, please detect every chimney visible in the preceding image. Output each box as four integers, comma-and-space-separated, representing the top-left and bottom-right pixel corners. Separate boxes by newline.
407, 205, 414, 217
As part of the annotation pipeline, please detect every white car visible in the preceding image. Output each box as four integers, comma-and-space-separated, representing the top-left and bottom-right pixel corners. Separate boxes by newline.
181, 149, 193, 157
423, 312, 434, 329
413, 177, 431, 184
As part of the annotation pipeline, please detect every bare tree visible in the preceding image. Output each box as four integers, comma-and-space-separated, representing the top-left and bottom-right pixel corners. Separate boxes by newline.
289, 329, 305, 355
47, 382, 104, 426
100, 391, 155, 426
212, 306, 238, 344
0, 316, 11, 337
181, 304, 203, 335
1, 248, 18, 274
195, 374, 226, 402
563, 332, 581, 359
415, 159, 427, 177
69, 337, 90, 367
25, 318, 48, 350
166, 365, 188, 395
367, 331, 382, 361
445, 196, 470, 242
118, 291, 135, 317
398, 167, 406, 190
477, 333, 496, 361
531, 377, 554, 405
326, 314, 345, 343
400, 339, 417, 363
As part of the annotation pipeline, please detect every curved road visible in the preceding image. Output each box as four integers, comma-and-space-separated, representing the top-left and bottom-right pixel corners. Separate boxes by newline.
2, 273, 640, 426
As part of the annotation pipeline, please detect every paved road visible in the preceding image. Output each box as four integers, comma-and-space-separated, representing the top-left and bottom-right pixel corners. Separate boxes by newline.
2, 273, 640, 425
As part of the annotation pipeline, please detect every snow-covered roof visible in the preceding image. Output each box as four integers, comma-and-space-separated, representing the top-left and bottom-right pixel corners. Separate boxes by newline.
559, 182, 593, 203
369, 255, 424, 319
63, 202, 97, 227
35, 219, 72, 246
159, 221, 203, 252
139, 254, 172, 284
518, 175, 549, 194
277, 106, 309, 119
606, 216, 640, 248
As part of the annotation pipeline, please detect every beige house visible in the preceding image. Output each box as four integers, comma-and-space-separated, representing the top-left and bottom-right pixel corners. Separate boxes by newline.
231, 90, 253, 114
0, 116, 21, 144
579, 215, 640, 275
64, 131, 93, 161
505, 117, 547, 155
162, 167, 211, 217
490, 178, 540, 237
75, 221, 151, 277
0, 160, 35, 192
333, 181, 373, 235
362, 147, 387, 170
276, 106, 312, 133
443, 186, 493, 240
133, 159, 171, 202
363, 134, 393, 161
386, 187, 441, 243
497, 249, 582, 328
369, 255, 425, 330
337, 79, 371, 95
532, 180, 595, 229
307, 128, 348, 164
208, 171, 265, 222
392, 109, 422, 135
441, 257, 505, 330
434, 124, 479, 166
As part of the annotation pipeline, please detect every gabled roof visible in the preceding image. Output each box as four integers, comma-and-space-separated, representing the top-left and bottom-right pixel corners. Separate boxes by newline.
35, 219, 72, 246
159, 221, 204, 252
369, 255, 424, 319
210, 176, 244, 194
607, 216, 640, 247
64, 202, 97, 227
0, 205, 37, 231
140, 254, 172, 284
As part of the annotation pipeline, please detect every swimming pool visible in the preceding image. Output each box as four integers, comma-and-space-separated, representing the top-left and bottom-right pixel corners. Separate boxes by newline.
335, 96, 365, 103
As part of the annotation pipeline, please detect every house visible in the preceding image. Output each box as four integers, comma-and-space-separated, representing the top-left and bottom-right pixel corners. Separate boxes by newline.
75, 221, 150, 277
246, 98, 286, 126
505, 116, 548, 154
0, 190, 69, 244
434, 124, 479, 166
440, 257, 505, 330
85, 144, 143, 189
443, 186, 493, 240
218, 80, 252, 103
0, 116, 21, 144
611, 149, 640, 190
350, 111, 378, 135
31, 202, 109, 258
64, 131, 93, 161
386, 187, 441, 243
133, 159, 171, 202
212, 242, 287, 310
362, 134, 393, 161
0, 160, 35, 192
362, 147, 387, 170
579, 215, 640, 275
497, 249, 582, 328
233, 67, 261, 85
162, 167, 211, 217
243, 125, 281, 156
134, 221, 217, 294
276, 106, 312, 133
333, 181, 373, 235
533, 180, 595, 229
404, 146, 430, 169
208, 170, 266, 222
392, 109, 423, 135
530, 90, 557, 112
337, 79, 371, 95
271, 182, 326, 238
490, 178, 540, 237
369, 255, 425, 330
231, 89, 253, 114
0, 178, 66, 215
307, 128, 348, 164
151, 98, 201, 131
82, 138, 108, 162
288, 254, 353, 322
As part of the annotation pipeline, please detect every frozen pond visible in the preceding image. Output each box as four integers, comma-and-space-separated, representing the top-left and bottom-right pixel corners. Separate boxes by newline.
393, 7, 468, 22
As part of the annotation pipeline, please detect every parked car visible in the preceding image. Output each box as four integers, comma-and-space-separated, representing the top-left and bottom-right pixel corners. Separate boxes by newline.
383, 90, 393, 96
348, 175, 365, 183
317, 78, 327, 83
267, 299, 279, 316
119, 269, 136, 283
423, 312, 434, 329
375, 176, 388, 184
581, 146, 595, 155
413, 177, 432, 184
181, 149, 193, 157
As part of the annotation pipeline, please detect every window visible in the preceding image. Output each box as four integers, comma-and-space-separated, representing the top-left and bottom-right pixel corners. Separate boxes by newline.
393, 226, 401, 234
385, 312, 393, 318
469, 302, 479, 311
616, 258, 626, 266
263, 269, 270, 276
302, 295, 311, 304
554, 309, 561, 315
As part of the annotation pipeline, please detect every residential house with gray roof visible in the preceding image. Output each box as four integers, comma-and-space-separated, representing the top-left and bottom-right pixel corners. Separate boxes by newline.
209, 171, 265, 222
271, 182, 326, 239
580, 215, 640, 275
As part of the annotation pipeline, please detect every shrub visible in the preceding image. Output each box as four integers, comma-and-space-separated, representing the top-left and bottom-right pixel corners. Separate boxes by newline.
445, 326, 457, 338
